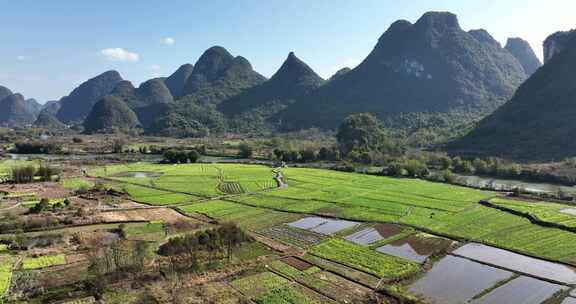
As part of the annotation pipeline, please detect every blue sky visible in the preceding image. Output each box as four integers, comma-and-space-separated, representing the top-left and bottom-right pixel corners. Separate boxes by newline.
1, 0, 575, 102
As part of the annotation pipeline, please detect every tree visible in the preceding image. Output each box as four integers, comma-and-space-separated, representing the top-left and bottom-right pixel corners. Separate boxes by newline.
187, 150, 200, 163
237, 143, 253, 159
336, 113, 396, 156
300, 149, 317, 162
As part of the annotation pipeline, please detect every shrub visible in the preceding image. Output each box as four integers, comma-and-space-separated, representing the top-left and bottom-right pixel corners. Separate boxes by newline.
11, 166, 36, 183
237, 143, 253, 159
36, 164, 61, 182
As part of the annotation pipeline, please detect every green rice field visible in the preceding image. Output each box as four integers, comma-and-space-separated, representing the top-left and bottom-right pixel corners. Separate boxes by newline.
93, 163, 576, 264
310, 238, 420, 279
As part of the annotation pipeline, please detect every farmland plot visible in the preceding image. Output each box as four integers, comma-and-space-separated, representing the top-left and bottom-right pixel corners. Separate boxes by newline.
22, 254, 66, 270
408, 255, 514, 304
0, 257, 14, 298
472, 276, 567, 304
310, 239, 420, 279
93, 163, 277, 199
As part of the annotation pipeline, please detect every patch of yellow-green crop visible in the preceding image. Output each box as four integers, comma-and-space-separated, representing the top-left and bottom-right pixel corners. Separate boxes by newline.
0, 257, 14, 298
61, 178, 94, 190
22, 254, 66, 270
310, 239, 419, 279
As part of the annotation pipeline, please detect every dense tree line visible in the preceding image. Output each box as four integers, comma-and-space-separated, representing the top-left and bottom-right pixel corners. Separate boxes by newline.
11, 141, 63, 154
162, 149, 201, 164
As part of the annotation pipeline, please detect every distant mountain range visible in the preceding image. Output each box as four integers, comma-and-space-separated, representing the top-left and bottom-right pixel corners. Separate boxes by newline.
3, 11, 559, 155
278, 12, 528, 131
0, 86, 42, 127
448, 30, 576, 161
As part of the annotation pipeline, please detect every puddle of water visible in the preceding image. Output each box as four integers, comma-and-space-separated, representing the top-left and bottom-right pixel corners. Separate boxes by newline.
344, 224, 404, 245
472, 276, 567, 304
560, 208, 576, 216
288, 217, 330, 230
376, 235, 452, 263
563, 297, 576, 304
453, 243, 576, 284
287, 217, 359, 235
310, 219, 358, 235
114, 171, 164, 178
345, 228, 386, 245
408, 255, 513, 304
377, 243, 428, 263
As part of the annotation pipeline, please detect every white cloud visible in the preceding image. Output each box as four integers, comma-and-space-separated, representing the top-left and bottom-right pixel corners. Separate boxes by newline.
16, 55, 26, 61
160, 37, 175, 46
99, 48, 140, 62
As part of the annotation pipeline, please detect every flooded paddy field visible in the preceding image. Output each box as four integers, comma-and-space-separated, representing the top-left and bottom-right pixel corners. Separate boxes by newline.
453, 243, 576, 284
408, 255, 513, 304
472, 276, 567, 304
343, 223, 404, 245
563, 297, 576, 304
287, 216, 359, 235
375, 234, 453, 263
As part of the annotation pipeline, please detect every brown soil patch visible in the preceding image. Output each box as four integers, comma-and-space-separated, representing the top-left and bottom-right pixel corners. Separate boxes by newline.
374, 223, 404, 238
0, 182, 71, 199
281, 256, 313, 271
99, 208, 191, 223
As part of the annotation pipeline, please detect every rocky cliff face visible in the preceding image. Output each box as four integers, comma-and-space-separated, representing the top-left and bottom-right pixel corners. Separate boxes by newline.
56, 70, 123, 123
83, 96, 140, 133
217, 52, 324, 132
449, 30, 576, 160
0, 93, 38, 126
505, 37, 542, 75
164, 64, 194, 97
278, 12, 527, 130
544, 30, 576, 63
181, 46, 266, 102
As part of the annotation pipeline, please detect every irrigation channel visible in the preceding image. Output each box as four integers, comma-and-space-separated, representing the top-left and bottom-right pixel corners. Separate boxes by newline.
91, 166, 576, 304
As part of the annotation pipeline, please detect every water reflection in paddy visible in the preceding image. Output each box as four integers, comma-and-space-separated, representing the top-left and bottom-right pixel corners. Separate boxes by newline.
563, 297, 576, 304
408, 255, 513, 304
376, 235, 452, 263
472, 276, 567, 304
344, 224, 403, 245
287, 217, 359, 235
454, 243, 576, 284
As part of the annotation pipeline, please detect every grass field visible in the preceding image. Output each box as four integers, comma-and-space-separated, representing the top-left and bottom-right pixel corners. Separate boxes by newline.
123, 221, 166, 241
310, 238, 420, 279
61, 178, 95, 191
22, 254, 66, 270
